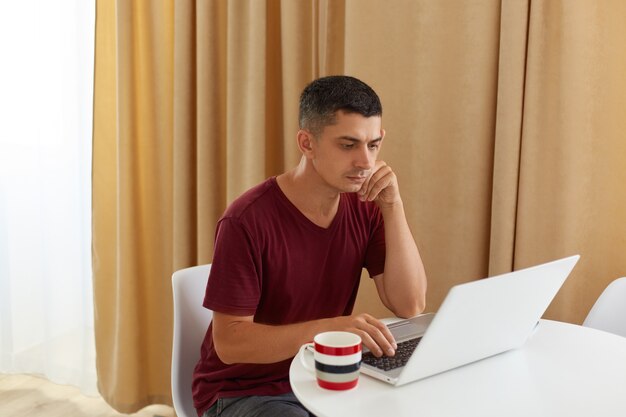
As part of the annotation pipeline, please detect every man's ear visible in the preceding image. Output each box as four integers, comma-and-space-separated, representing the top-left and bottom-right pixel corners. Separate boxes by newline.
297, 129, 315, 157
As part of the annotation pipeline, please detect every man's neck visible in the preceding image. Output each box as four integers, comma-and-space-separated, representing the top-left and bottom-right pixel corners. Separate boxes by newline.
276, 158, 340, 228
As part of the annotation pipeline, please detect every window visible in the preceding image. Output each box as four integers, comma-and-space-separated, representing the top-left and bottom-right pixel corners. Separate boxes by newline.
0, 0, 96, 394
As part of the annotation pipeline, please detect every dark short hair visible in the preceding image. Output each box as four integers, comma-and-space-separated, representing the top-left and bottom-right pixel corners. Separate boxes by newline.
298, 75, 382, 136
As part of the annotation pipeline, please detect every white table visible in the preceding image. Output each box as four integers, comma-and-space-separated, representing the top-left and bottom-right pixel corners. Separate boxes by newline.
290, 320, 626, 417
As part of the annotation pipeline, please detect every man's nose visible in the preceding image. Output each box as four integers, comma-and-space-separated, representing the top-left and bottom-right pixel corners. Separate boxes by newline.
354, 147, 374, 170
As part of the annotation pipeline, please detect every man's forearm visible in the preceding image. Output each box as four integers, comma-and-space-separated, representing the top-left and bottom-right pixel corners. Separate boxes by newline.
213, 311, 400, 364
379, 201, 427, 317
213, 317, 331, 365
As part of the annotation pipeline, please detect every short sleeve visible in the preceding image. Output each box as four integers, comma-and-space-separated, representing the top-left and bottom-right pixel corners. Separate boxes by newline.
204, 217, 261, 316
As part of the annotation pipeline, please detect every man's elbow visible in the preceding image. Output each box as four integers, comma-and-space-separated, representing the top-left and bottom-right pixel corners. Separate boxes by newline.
214, 343, 234, 365
394, 297, 426, 319
213, 334, 240, 365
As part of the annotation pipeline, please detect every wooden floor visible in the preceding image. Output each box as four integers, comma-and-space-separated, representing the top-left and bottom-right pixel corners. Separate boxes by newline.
0, 374, 176, 417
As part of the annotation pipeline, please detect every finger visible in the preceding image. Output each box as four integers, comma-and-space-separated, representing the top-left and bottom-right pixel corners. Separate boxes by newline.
358, 175, 373, 201
358, 317, 396, 357
366, 317, 397, 356
373, 319, 397, 350
359, 161, 386, 200
346, 315, 386, 357
364, 167, 393, 202
356, 330, 384, 357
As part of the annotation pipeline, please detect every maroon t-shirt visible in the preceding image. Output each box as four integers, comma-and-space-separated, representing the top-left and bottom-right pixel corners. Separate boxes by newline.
192, 177, 386, 415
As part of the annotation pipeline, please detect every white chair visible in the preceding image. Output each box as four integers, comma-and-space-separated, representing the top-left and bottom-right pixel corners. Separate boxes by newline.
172, 264, 212, 417
583, 277, 626, 338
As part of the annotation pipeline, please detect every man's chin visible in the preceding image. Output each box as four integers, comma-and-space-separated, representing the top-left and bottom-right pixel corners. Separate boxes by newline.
340, 184, 363, 194
324, 179, 362, 194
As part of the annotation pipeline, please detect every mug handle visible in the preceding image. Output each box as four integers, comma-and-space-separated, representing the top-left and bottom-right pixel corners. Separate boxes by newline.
299, 342, 315, 373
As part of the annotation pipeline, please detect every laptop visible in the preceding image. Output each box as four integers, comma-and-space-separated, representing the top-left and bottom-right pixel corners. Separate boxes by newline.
360, 255, 580, 386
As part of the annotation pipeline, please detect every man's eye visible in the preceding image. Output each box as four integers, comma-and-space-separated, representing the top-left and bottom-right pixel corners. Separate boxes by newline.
341, 143, 354, 149
368, 143, 380, 150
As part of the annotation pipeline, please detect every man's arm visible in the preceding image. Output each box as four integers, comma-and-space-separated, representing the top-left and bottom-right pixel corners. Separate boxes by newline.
212, 311, 398, 364
360, 160, 427, 318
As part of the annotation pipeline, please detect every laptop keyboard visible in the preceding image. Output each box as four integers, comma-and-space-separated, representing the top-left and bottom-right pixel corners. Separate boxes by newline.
362, 337, 422, 371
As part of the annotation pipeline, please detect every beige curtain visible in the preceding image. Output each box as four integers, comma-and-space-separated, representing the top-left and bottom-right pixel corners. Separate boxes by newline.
93, 0, 175, 411
93, 0, 626, 411
489, 0, 626, 320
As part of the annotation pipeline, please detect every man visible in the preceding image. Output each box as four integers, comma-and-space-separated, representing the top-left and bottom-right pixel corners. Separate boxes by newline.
193, 75, 427, 417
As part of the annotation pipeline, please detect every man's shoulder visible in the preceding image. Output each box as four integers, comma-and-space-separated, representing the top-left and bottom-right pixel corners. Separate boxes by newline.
222, 177, 278, 220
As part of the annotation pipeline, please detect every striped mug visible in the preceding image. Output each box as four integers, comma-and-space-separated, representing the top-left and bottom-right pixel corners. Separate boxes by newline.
300, 331, 362, 390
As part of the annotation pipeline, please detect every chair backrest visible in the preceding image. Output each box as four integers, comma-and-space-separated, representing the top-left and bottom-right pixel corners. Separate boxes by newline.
171, 264, 212, 417
583, 277, 626, 338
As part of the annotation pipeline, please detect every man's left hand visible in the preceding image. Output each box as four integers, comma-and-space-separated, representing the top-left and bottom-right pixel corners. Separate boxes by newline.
358, 160, 401, 208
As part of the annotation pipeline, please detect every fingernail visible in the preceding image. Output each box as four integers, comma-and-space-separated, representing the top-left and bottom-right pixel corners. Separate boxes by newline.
386, 348, 395, 356
392, 342, 398, 349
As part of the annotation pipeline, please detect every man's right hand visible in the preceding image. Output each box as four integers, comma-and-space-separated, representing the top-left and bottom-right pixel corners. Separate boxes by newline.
331, 313, 397, 357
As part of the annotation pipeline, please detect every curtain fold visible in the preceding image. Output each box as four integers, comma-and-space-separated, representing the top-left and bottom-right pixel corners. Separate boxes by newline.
93, 0, 626, 411
93, 0, 175, 411
508, 0, 626, 320
489, 0, 530, 276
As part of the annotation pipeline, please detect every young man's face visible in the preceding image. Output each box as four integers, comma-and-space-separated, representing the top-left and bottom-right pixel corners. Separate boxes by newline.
308, 110, 384, 194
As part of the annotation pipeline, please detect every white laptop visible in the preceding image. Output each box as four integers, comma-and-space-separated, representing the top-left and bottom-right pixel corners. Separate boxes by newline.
360, 255, 580, 386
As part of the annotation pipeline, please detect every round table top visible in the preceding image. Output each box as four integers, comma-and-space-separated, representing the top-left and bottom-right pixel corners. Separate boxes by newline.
290, 320, 626, 417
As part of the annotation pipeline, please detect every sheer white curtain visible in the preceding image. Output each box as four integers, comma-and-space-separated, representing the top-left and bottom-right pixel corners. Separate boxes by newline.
0, 1, 97, 395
